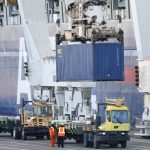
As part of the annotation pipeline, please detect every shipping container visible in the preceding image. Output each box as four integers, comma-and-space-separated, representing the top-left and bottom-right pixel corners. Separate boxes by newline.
56, 43, 124, 81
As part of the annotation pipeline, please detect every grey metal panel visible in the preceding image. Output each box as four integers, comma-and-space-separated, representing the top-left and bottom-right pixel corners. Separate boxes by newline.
47, 23, 70, 36
0, 56, 19, 116
124, 50, 137, 56
130, 0, 150, 59
107, 19, 136, 50
47, 23, 57, 36
20, 0, 46, 22
0, 26, 23, 116
18, 0, 52, 59
124, 56, 138, 67
0, 26, 23, 51
28, 22, 52, 58
0, 26, 23, 41
0, 41, 19, 51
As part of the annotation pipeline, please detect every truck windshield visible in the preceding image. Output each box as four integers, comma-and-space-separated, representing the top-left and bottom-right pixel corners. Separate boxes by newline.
112, 110, 128, 124
34, 106, 52, 117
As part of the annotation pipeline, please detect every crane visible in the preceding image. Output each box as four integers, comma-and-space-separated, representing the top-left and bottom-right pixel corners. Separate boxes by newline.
17, 0, 98, 123
15, 0, 132, 147
56, 0, 124, 44
17, 0, 124, 123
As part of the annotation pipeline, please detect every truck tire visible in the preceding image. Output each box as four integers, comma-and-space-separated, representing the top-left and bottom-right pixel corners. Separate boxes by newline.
93, 135, 99, 149
13, 128, 19, 140
10, 130, 13, 137
76, 139, 80, 143
121, 141, 127, 148
46, 135, 50, 140
109, 143, 118, 148
83, 133, 89, 147
22, 128, 27, 140
36, 135, 44, 140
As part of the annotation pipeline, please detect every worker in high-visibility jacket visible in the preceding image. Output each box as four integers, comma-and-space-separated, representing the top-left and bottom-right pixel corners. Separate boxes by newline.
57, 123, 65, 148
49, 122, 57, 147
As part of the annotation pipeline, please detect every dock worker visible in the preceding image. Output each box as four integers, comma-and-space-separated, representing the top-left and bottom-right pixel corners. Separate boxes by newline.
57, 123, 65, 148
49, 122, 57, 147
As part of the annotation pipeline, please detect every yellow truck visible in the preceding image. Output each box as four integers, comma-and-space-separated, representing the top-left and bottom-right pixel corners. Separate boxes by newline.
13, 99, 54, 140
83, 98, 130, 148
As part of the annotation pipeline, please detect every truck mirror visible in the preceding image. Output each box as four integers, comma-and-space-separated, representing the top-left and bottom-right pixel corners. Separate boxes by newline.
91, 121, 95, 125
107, 116, 111, 122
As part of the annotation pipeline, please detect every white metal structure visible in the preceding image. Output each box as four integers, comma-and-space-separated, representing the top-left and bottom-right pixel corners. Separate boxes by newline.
17, 37, 32, 105
135, 94, 150, 137
130, 0, 150, 136
17, 0, 96, 121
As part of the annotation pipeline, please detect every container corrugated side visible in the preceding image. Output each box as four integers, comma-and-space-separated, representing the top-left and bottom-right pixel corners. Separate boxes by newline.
93, 43, 124, 81
56, 43, 124, 81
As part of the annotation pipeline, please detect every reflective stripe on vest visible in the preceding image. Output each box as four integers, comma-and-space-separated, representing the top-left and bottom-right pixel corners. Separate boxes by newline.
58, 127, 65, 137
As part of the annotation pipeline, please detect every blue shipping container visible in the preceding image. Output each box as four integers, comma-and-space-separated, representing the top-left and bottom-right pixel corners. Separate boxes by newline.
56, 43, 124, 81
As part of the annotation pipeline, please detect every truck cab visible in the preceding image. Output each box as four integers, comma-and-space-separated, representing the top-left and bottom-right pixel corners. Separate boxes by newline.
100, 99, 130, 131
84, 98, 130, 149
13, 99, 55, 140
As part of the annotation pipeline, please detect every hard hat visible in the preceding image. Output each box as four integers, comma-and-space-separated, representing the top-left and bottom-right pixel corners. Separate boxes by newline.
60, 123, 64, 126
51, 122, 55, 125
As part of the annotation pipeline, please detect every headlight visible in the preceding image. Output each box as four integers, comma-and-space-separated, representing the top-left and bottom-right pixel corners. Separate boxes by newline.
102, 132, 106, 135
121, 132, 125, 135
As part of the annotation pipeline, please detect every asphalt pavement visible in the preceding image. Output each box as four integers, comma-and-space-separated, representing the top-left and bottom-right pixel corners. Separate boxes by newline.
0, 133, 150, 150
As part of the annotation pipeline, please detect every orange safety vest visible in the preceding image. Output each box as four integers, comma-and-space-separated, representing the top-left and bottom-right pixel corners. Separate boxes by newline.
58, 127, 65, 137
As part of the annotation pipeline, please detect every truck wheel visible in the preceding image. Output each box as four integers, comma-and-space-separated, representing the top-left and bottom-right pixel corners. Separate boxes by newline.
109, 143, 118, 148
46, 135, 50, 139
121, 141, 127, 148
22, 128, 27, 140
36, 136, 40, 139
40, 136, 44, 139
80, 135, 84, 143
36, 135, 44, 140
76, 139, 80, 143
83, 133, 88, 147
93, 135, 99, 149
13, 128, 19, 140
10, 130, 13, 137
